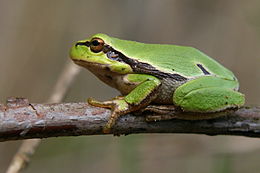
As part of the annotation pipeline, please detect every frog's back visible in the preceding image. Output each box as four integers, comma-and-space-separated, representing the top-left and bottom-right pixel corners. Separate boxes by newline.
136, 44, 236, 81
98, 34, 236, 81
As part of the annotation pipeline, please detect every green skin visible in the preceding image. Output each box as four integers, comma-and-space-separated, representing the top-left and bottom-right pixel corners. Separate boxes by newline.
70, 33, 245, 133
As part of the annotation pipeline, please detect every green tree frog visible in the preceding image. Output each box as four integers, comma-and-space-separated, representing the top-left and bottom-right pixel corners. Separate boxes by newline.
70, 33, 245, 133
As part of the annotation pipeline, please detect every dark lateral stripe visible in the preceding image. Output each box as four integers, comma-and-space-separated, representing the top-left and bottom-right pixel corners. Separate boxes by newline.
105, 45, 187, 81
196, 64, 210, 75
75, 41, 90, 47
132, 61, 187, 81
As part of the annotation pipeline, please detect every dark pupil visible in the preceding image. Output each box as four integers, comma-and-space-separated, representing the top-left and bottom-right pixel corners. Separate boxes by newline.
92, 40, 100, 46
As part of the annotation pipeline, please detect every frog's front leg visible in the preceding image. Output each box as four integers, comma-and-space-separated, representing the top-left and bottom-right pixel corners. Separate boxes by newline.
173, 76, 245, 113
88, 74, 161, 133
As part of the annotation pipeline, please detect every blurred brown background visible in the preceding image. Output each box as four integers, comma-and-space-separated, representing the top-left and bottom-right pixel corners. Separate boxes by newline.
0, 0, 260, 173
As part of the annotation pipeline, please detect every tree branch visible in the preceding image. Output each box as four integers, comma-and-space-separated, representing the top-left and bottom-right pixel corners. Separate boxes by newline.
1, 97, 260, 141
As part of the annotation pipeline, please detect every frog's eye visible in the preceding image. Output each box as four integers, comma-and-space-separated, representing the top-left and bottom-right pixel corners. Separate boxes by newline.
90, 38, 105, 53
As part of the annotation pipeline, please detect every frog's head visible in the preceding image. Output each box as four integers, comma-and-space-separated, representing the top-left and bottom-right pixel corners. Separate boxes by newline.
70, 33, 132, 74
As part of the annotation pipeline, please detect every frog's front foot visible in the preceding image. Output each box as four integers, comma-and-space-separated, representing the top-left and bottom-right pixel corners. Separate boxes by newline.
88, 98, 129, 133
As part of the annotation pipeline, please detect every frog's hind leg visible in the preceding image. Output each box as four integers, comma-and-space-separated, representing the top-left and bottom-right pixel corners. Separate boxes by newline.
142, 104, 232, 122
173, 76, 245, 113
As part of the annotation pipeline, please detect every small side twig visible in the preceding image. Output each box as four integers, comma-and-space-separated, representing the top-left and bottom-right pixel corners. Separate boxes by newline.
5, 61, 80, 173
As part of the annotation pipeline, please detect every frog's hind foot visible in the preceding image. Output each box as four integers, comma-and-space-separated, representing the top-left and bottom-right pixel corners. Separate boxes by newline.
141, 105, 180, 122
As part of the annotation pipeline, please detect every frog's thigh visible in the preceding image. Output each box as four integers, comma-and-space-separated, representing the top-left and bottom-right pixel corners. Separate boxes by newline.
173, 77, 245, 112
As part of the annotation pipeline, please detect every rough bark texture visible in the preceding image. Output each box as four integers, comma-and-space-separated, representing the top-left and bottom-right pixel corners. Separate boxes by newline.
0, 97, 259, 142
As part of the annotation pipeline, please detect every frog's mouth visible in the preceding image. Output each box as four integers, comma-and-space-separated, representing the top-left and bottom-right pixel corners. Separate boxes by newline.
73, 59, 113, 71
72, 59, 89, 65
72, 59, 108, 69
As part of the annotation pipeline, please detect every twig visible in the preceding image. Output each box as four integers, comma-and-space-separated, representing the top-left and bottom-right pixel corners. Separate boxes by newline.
5, 61, 80, 173
0, 100, 259, 141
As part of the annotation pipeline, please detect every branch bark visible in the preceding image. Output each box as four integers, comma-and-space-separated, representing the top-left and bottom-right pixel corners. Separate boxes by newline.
0, 97, 260, 141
